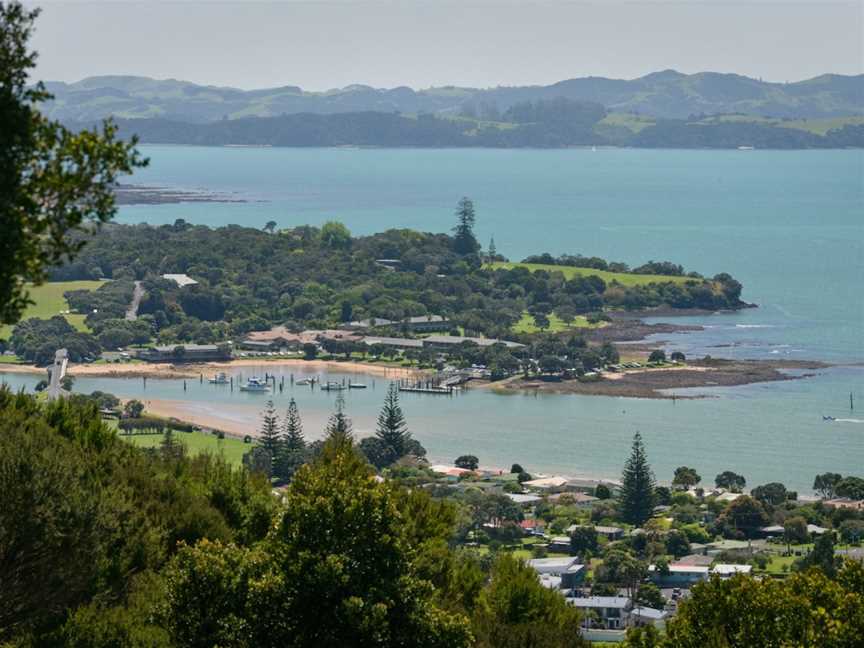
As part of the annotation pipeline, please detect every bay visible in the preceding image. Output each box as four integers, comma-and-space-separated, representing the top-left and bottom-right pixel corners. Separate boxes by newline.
22, 145, 862, 491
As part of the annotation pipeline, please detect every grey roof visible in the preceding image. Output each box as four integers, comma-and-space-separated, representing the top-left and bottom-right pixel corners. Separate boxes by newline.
528, 557, 582, 575
569, 596, 630, 609
422, 334, 525, 348
162, 273, 198, 287
148, 344, 221, 352
630, 606, 668, 620
362, 336, 423, 348
506, 493, 542, 505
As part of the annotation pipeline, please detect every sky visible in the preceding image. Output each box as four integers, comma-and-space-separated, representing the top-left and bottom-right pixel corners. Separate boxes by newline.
27, 0, 864, 90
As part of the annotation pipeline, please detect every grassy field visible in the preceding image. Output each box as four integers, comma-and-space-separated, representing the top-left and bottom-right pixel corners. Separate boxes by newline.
598, 112, 656, 133
123, 430, 250, 467
512, 311, 607, 334
487, 262, 693, 287
704, 114, 864, 136
0, 280, 105, 339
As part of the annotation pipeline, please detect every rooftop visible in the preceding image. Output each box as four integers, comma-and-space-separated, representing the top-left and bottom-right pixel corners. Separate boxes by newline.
506, 493, 543, 505
569, 596, 630, 609
712, 564, 753, 575
362, 336, 424, 348
422, 334, 525, 349
162, 273, 198, 287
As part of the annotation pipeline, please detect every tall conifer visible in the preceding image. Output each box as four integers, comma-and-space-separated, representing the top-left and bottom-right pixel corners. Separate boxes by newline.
620, 431, 656, 526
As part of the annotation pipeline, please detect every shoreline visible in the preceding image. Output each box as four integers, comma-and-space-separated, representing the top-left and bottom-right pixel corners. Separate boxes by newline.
0, 358, 426, 380
482, 358, 832, 400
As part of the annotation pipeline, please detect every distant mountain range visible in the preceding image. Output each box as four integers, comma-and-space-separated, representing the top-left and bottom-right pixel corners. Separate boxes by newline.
44, 70, 863, 123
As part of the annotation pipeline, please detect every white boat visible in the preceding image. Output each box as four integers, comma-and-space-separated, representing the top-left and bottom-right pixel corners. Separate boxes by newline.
240, 376, 270, 392
295, 376, 318, 386
320, 381, 346, 391
348, 382, 367, 389
208, 372, 229, 384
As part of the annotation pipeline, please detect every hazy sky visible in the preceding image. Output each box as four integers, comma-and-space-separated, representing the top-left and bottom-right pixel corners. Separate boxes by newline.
27, 1, 864, 90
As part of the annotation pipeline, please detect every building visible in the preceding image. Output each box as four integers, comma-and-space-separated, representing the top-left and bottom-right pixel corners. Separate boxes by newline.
161, 273, 198, 287
711, 564, 753, 578
506, 493, 543, 507
629, 606, 669, 629
362, 336, 424, 350
523, 475, 570, 491
824, 498, 864, 511
421, 334, 525, 350
569, 596, 631, 630
137, 344, 232, 363
347, 315, 450, 333
648, 564, 710, 588
528, 557, 586, 593
565, 477, 622, 496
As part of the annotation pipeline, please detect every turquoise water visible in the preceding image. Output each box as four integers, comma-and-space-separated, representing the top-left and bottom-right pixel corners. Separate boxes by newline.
14, 145, 863, 491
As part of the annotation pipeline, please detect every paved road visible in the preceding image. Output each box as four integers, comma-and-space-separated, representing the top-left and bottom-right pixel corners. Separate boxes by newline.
125, 281, 145, 321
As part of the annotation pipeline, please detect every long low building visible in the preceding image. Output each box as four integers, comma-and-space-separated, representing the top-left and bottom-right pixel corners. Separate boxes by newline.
137, 344, 232, 363
421, 334, 525, 349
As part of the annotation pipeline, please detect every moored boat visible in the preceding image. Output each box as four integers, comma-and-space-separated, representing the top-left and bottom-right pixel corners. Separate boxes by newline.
208, 372, 229, 384
240, 376, 270, 392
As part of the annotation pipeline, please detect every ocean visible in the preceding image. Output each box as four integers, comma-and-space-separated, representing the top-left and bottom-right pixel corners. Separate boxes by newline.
7, 145, 863, 491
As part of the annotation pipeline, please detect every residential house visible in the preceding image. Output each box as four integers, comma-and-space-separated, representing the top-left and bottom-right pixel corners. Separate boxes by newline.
648, 564, 710, 588
528, 557, 586, 594
711, 564, 753, 578
565, 524, 623, 542
629, 606, 669, 629
569, 596, 631, 630
506, 493, 543, 507
523, 476, 570, 492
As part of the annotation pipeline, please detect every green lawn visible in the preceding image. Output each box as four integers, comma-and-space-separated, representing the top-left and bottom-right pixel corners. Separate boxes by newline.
703, 114, 864, 136
0, 280, 106, 339
486, 262, 693, 287
512, 311, 607, 334
598, 112, 656, 133
122, 430, 250, 467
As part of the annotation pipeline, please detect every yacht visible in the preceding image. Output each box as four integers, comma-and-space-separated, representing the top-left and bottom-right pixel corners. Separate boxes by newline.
208, 372, 229, 384
320, 381, 346, 391
240, 376, 270, 392
348, 382, 367, 389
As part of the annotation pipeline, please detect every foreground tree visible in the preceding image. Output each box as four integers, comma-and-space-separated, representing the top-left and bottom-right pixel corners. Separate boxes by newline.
472, 553, 587, 648
259, 399, 280, 459
0, 2, 145, 324
163, 434, 473, 647
620, 432, 656, 526
624, 561, 864, 647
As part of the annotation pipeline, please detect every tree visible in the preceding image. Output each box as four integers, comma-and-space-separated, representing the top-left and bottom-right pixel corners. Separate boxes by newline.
301, 342, 317, 360
598, 548, 647, 599
263, 220, 277, 233
595, 484, 611, 500
375, 382, 410, 465
452, 197, 479, 255
647, 349, 666, 363
751, 482, 788, 507
123, 399, 144, 418
320, 221, 351, 249
670, 351, 686, 362
487, 235, 497, 262
672, 466, 701, 490
839, 519, 864, 544
569, 526, 599, 557
835, 476, 864, 500
620, 432, 656, 526
798, 532, 841, 577
339, 300, 353, 323
715, 470, 747, 492
281, 398, 304, 451
325, 392, 353, 443
510, 463, 524, 474
715, 496, 768, 540
646, 561, 864, 647
813, 472, 843, 499
783, 516, 809, 545
455, 455, 479, 471
259, 399, 280, 460
472, 553, 587, 648
0, 2, 145, 325
533, 313, 551, 332
165, 435, 473, 647
665, 529, 692, 558
633, 582, 665, 610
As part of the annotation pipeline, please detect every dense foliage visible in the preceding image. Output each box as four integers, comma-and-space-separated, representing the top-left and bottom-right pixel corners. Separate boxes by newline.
99, 109, 864, 149
0, 2, 144, 325
42, 217, 745, 349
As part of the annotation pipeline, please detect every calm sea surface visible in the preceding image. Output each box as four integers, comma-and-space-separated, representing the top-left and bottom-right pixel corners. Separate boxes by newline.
8, 146, 863, 491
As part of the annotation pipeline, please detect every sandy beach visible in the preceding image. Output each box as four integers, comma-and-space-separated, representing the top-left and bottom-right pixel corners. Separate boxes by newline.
0, 358, 425, 380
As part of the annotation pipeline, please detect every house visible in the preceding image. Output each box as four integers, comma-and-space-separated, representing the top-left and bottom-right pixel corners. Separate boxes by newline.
137, 344, 232, 363
161, 273, 198, 287
711, 564, 753, 578
421, 334, 525, 350
714, 491, 743, 503
519, 518, 546, 534
565, 477, 622, 496
523, 476, 570, 491
506, 493, 543, 507
555, 492, 598, 508
629, 606, 669, 629
565, 524, 624, 542
648, 564, 710, 588
548, 536, 573, 553
569, 596, 631, 630
429, 464, 474, 479
528, 557, 586, 593
824, 498, 864, 511
242, 326, 303, 350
